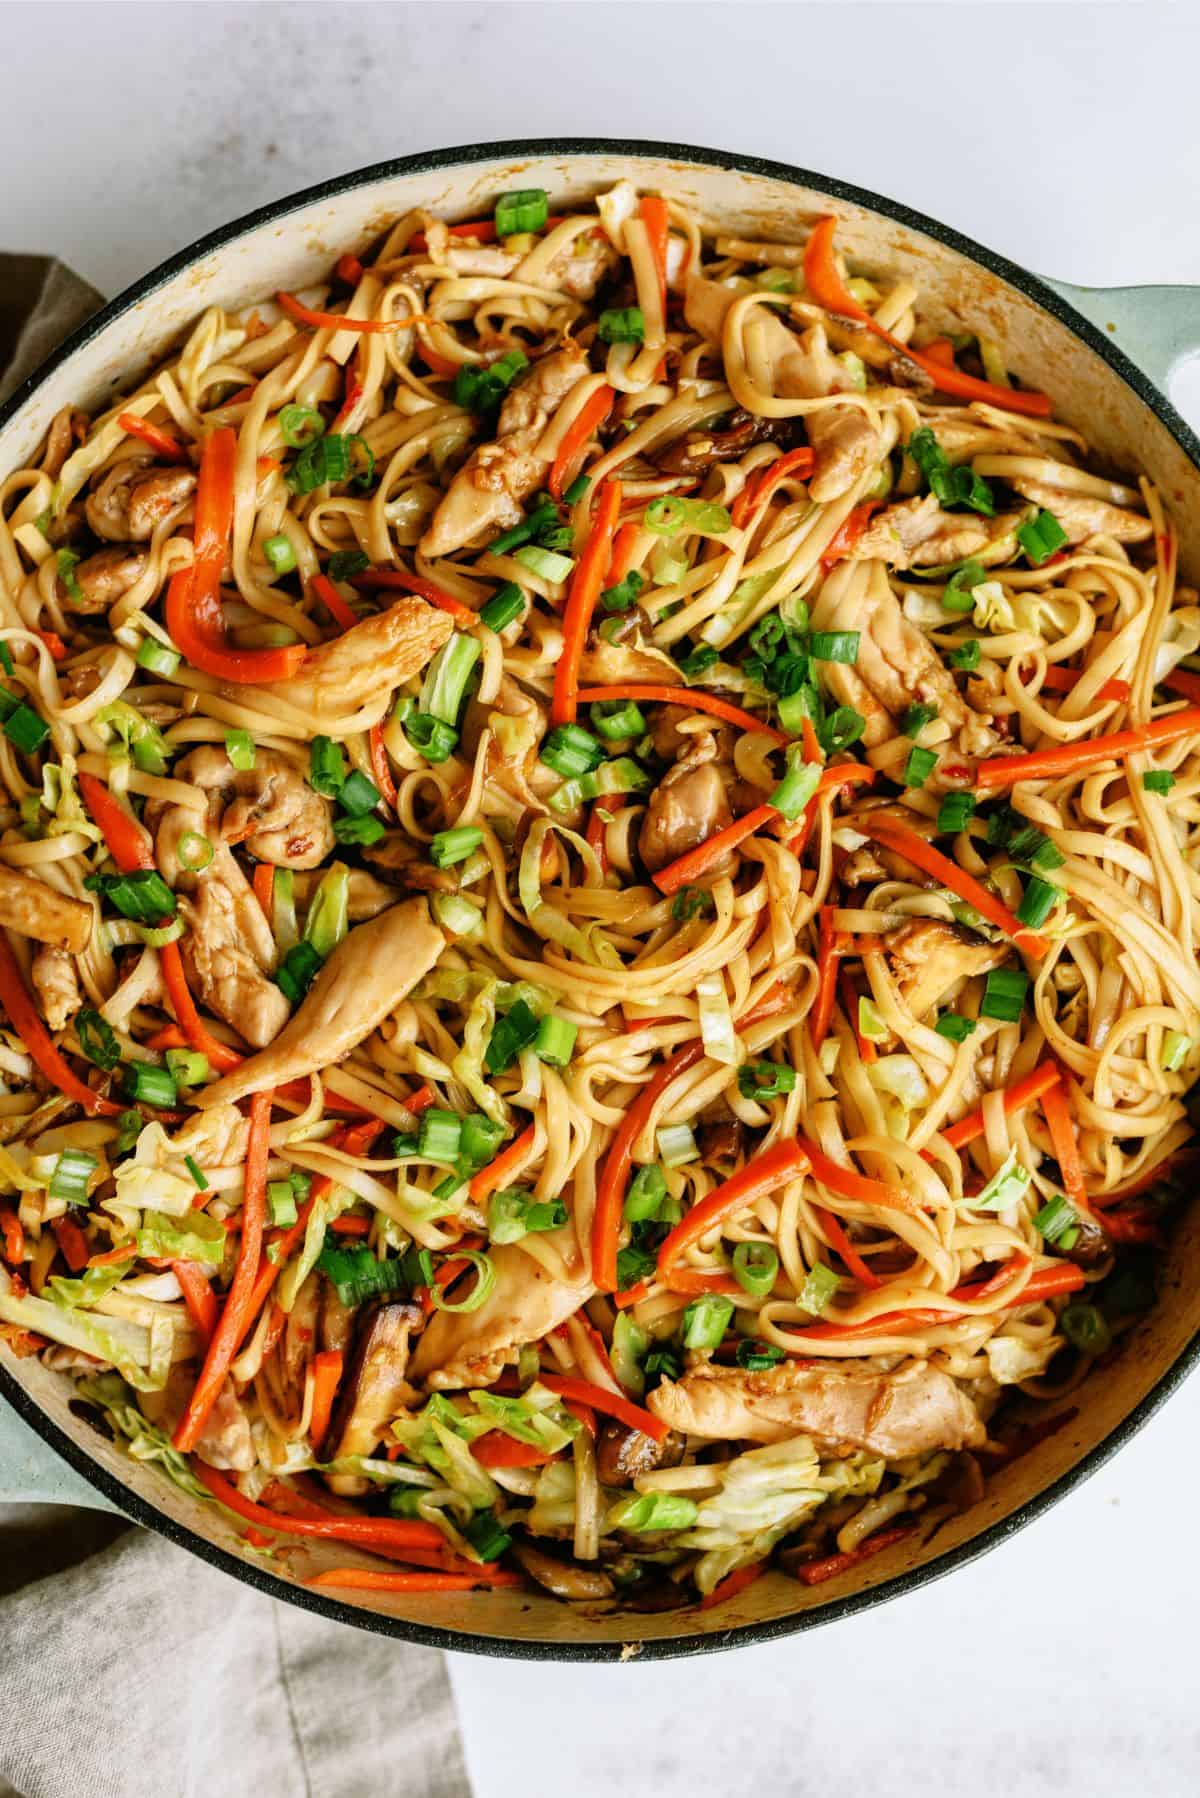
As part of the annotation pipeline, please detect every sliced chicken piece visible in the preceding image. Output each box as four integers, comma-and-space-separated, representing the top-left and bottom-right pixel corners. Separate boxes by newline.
409, 1237, 590, 1388
647, 1359, 986, 1457
58, 546, 148, 614
841, 803, 942, 889
323, 1301, 423, 1495
290, 867, 399, 920
850, 494, 1023, 571
261, 596, 451, 725
179, 863, 291, 1049
362, 832, 455, 893
0, 869, 91, 953
924, 420, 1042, 464
41, 407, 87, 480
193, 899, 444, 1107
422, 219, 520, 278
812, 560, 973, 751
194, 1377, 256, 1472
85, 460, 196, 543
1006, 475, 1153, 545
175, 745, 334, 868
419, 346, 590, 557
684, 275, 881, 502
884, 919, 1006, 1020
639, 732, 733, 875
30, 945, 83, 1031
578, 636, 679, 687
541, 233, 617, 301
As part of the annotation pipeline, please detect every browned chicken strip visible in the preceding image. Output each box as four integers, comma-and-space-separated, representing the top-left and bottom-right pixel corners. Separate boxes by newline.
1006, 475, 1153, 545
884, 919, 1006, 1021
179, 869, 291, 1050
850, 494, 1023, 571
85, 460, 196, 543
193, 899, 444, 1107
647, 1360, 986, 1457
409, 1237, 590, 1388
258, 596, 451, 724
0, 868, 91, 954
420, 346, 590, 557
639, 732, 732, 874
176, 745, 334, 868
58, 547, 148, 614
30, 945, 83, 1031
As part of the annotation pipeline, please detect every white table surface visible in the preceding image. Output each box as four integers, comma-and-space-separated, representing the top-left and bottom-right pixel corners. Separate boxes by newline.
4, 3, 1199, 1792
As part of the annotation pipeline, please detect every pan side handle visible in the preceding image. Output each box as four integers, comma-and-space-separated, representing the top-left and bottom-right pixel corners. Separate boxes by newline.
1041, 278, 1200, 395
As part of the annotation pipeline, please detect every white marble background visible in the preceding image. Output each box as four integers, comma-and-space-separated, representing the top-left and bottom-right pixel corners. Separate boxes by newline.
3, 4, 1199, 1792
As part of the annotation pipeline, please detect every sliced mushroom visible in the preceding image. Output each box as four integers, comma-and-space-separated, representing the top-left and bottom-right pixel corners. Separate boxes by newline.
323, 1301, 423, 1496
511, 1539, 614, 1600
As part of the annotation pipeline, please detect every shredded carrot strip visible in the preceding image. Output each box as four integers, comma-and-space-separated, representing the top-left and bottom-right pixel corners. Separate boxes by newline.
639, 194, 671, 320
1041, 1071, 1090, 1215
860, 817, 1050, 957
651, 802, 779, 897
659, 1141, 812, 1272
252, 862, 274, 918
471, 1432, 557, 1470
468, 1124, 536, 1204
731, 447, 816, 529
307, 1565, 524, 1592
976, 706, 1200, 788
551, 480, 620, 725
538, 1372, 668, 1443
699, 1561, 766, 1609
795, 1525, 918, 1587
1037, 666, 1131, 704
817, 1207, 882, 1290
548, 384, 614, 500
820, 502, 878, 573
795, 1261, 1085, 1342
309, 1349, 344, 1449
117, 411, 188, 463
940, 1061, 1061, 1151
369, 722, 399, 810
172, 1260, 218, 1343
276, 290, 416, 334
334, 253, 364, 287
351, 567, 478, 627
51, 1216, 89, 1273
197, 1461, 446, 1552
0, 1206, 24, 1265
173, 1090, 273, 1453
810, 906, 844, 1049
37, 630, 68, 661
605, 521, 642, 586
574, 684, 788, 745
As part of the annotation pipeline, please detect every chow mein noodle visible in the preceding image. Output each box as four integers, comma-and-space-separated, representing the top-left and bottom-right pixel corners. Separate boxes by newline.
0, 182, 1193, 1606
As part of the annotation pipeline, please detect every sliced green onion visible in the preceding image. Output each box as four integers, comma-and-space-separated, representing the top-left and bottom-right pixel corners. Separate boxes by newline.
599, 570, 645, 615
907, 428, 995, 516
309, 735, 346, 797
85, 869, 176, 923
1143, 770, 1176, 795
591, 698, 647, 742
682, 1295, 734, 1350
540, 723, 604, 778
185, 1155, 208, 1192
458, 1114, 506, 1176
624, 1164, 668, 1223
165, 1049, 209, 1087
948, 638, 981, 671
221, 727, 255, 772
338, 769, 381, 818
973, 1148, 1030, 1211
736, 1338, 785, 1370
404, 714, 459, 763
418, 1108, 463, 1166
169, 833, 213, 882
55, 548, 84, 604
737, 1059, 796, 1100
136, 638, 181, 678
333, 813, 385, 845
487, 1188, 567, 1245
546, 755, 650, 817
942, 559, 985, 614
809, 631, 860, 664
275, 940, 324, 1005
1035, 1193, 1079, 1245
136, 917, 185, 949
489, 503, 555, 558
732, 1241, 779, 1298
287, 432, 348, 494
935, 1014, 976, 1043
671, 887, 715, 923
903, 745, 939, 789
115, 1110, 143, 1155
1161, 1030, 1193, 1072
755, 268, 795, 294
1017, 509, 1069, 566
0, 646, 12, 678
267, 1179, 298, 1227
495, 188, 548, 236
123, 1061, 177, 1108
1017, 875, 1062, 930
937, 792, 976, 834
901, 702, 937, 738
420, 633, 481, 727
816, 705, 865, 755
799, 1263, 840, 1316
4, 704, 49, 754
479, 583, 526, 633
563, 474, 591, 506
454, 350, 529, 417
767, 754, 821, 822
278, 404, 325, 449
985, 805, 1064, 873
48, 1146, 97, 1205
76, 1008, 120, 1071
429, 1249, 496, 1314
597, 307, 646, 344
644, 496, 731, 538
656, 1121, 698, 1168
534, 1014, 577, 1067
677, 648, 720, 688
484, 997, 541, 1074
1060, 1302, 1111, 1356
512, 544, 574, 583
328, 549, 370, 581
980, 966, 1029, 1022
462, 1509, 512, 1562
430, 826, 484, 868
263, 533, 297, 575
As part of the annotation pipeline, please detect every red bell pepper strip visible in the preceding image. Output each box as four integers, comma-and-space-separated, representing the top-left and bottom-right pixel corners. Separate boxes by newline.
1036, 666, 1131, 704
471, 1432, 557, 1470
795, 1524, 918, 1587
117, 411, 188, 463
334, 253, 364, 287
351, 567, 478, 628
860, 817, 1050, 957
819, 502, 878, 574
548, 384, 614, 500
975, 706, 1200, 788
731, 447, 816, 529
174, 1089, 273, 1452
0, 1207, 25, 1264
817, 1207, 882, 1290
658, 1141, 812, 1274
369, 723, 399, 811
794, 1261, 1086, 1342
77, 771, 155, 872
537, 1372, 668, 1443
311, 572, 360, 633
0, 930, 120, 1116
37, 630, 68, 662
803, 217, 1052, 417
551, 480, 621, 725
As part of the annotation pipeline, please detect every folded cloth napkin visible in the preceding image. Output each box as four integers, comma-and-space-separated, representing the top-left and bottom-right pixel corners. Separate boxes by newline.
0, 264, 473, 1798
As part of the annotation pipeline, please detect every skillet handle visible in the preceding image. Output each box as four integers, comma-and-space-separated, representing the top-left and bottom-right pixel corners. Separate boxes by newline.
0, 1393, 125, 1512
1040, 277, 1200, 394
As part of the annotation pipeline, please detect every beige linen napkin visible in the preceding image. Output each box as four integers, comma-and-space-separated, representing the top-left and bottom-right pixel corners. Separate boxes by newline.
0, 263, 472, 1798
